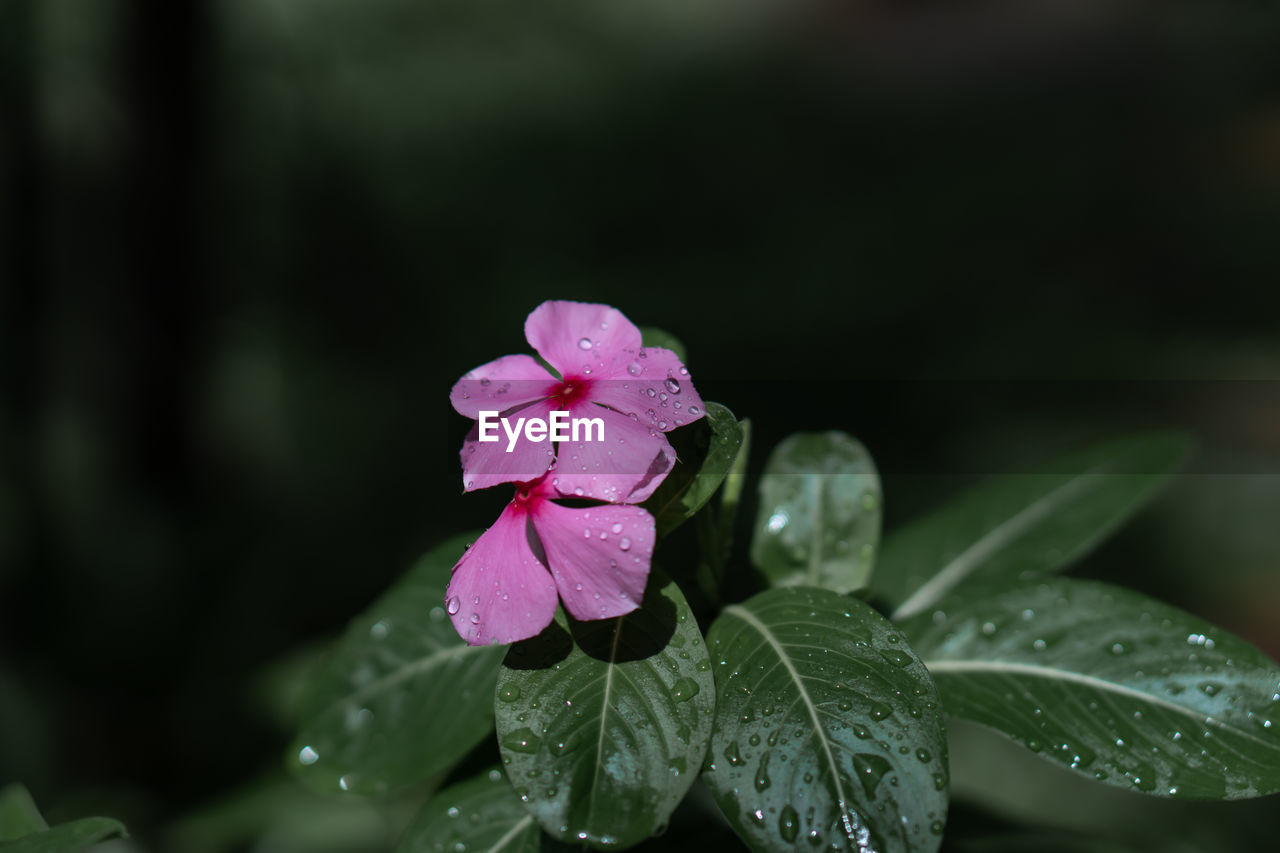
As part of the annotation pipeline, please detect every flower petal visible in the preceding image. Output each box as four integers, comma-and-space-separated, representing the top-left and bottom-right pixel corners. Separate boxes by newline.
450, 354, 557, 419
524, 301, 642, 379
548, 404, 675, 503
460, 398, 558, 492
446, 503, 559, 645
590, 346, 706, 432
531, 500, 654, 622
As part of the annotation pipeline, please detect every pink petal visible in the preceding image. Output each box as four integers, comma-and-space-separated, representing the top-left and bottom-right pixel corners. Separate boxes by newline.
460, 398, 558, 492
524, 301, 642, 379
531, 500, 654, 622
446, 502, 559, 645
590, 346, 706, 433
547, 403, 675, 503
450, 354, 557, 419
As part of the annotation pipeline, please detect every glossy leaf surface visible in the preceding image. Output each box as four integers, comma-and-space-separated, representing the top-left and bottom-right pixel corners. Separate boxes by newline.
495, 572, 714, 849
882, 432, 1190, 620
750, 432, 881, 595
290, 533, 505, 794
705, 588, 948, 853
397, 768, 540, 853
902, 578, 1280, 798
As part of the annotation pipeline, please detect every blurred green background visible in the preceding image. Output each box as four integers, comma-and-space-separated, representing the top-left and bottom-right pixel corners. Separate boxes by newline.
2, 1, 1278, 850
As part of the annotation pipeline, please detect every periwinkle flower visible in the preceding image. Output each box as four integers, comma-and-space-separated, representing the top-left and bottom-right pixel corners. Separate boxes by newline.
445, 474, 656, 645
451, 300, 705, 503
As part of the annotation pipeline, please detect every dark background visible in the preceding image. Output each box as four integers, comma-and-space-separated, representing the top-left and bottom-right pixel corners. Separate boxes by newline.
2, 1, 1279, 851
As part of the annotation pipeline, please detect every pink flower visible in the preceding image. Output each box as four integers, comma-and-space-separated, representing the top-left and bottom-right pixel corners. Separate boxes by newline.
445, 474, 656, 645
450, 301, 705, 504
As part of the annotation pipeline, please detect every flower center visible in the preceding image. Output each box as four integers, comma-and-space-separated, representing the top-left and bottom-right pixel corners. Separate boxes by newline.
551, 377, 593, 408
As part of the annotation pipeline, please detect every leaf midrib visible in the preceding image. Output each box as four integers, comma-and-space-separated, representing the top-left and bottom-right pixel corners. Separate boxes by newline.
924, 658, 1279, 750
486, 815, 534, 853
891, 471, 1101, 620
317, 644, 478, 717
724, 605, 860, 839
585, 617, 625, 832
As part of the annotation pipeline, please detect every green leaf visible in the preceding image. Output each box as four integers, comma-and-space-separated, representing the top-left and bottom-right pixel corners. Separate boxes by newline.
397, 769, 540, 853
882, 432, 1191, 621
901, 577, 1280, 798
704, 588, 949, 853
0, 785, 47, 841
750, 432, 881, 594
290, 533, 506, 795
638, 327, 688, 363
164, 771, 399, 853
0, 818, 126, 853
717, 418, 752, 555
643, 402, 744, 538
494, 571, 714, 849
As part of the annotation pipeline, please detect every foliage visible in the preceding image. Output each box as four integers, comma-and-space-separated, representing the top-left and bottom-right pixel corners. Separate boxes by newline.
281, 329, 1280, 853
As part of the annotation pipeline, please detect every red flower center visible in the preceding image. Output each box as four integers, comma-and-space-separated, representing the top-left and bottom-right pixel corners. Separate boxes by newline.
551, 377, 593, 409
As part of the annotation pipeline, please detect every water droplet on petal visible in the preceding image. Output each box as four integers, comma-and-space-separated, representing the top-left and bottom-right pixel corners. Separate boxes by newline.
619, 536, 632, 551
578, 337, 593, 350
446, 596, 461, 615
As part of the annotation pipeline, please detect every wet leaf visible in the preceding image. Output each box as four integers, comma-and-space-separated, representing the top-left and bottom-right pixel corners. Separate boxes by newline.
398, 768, 541, 853
289, 533, 505, 795
644, 402, 744, 538
881, 432, 1190, 620
494, 571, 714, 849
901, 577, 1280, 798
704, 588, 948, 853
750, 432, 881, 594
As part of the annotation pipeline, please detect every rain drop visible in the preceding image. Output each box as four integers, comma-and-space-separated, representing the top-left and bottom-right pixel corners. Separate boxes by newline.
852, 753, 892, 800
672, 678, 701, 702
778, 805, 799, 842
754, 756, 771, 791
502, 728, 542, 754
